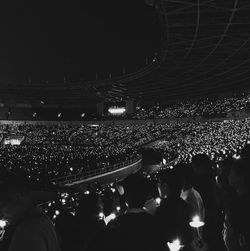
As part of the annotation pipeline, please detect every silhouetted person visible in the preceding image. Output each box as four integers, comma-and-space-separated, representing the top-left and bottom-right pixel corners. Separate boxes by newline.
75, 193, 105, 251
180, 163, 205, 222
91, 173, 164, 251
0, 176, 60, 251
54, 210, 78, 251
192, 154, 226, 251
155, 169, 192, 249
223, 158, 250, 251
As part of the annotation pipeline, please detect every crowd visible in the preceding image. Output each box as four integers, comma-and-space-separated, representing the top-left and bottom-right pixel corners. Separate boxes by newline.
0, 118, 250, 187
0, 146, 249, 251
133, 91, 250, 119
0, 116, 250, 250
0, 123, 174, 186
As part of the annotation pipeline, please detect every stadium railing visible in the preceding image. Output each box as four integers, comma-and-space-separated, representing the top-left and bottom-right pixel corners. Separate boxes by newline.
52, 155, 142, 186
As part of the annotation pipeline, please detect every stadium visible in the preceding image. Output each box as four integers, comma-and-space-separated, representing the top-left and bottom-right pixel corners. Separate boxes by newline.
0, 1, 250, 251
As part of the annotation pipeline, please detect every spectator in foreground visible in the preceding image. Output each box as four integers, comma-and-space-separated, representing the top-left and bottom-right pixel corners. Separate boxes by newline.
90, 173, 163, 251
155, 169, 192, 249
0, 176, 60, 251
191, 154, 226, 251
223, 158, 250, 251
180, 163, 205, 223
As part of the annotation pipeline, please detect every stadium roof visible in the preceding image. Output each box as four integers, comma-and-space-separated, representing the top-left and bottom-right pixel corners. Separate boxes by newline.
1, 0, 250, 105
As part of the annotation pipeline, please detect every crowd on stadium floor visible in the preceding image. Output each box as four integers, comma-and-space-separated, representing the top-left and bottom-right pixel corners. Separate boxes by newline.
0, 119, 250, 187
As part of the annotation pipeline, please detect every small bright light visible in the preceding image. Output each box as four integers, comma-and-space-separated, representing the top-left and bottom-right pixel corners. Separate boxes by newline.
81, 113, 85, 118
108, 107, 126, 115
167, 239, 184, 251
116, 206, 121, 212
0, 220, 7, 228
89, 124, 99, 127
32, 112, 37, 117
58, 113, 61, 118
189, 215, 205, 228
84, 190, 90, 195
62, 199, 66, 204
70, 167, 73, 172
98, 212, 104, 219
55, 210, 60, 216
111, 188, 116, 193
233, 154, 241, 159
155, 197, 161, 206
162, 158, 167, 165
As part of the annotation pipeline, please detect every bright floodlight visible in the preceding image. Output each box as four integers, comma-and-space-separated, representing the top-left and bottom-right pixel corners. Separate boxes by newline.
167, 239, 184, 251
189, 215, 205, 228
108, 107, 126, 115
0, 220, 7, 228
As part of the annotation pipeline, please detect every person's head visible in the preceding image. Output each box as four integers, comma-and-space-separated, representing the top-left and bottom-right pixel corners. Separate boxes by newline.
122, 173, 149, 209
241, 144, 250, 159
76, 193, 101, 221
157, 168, 184, 198
228, 158, 250, 198
191, 154, 212, 177
176, 163, 193, 191
0, 176, 33, 224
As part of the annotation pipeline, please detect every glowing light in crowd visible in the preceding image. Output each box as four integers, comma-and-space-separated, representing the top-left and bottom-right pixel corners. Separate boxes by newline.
116, 206, 121, 212
58, 113, 62, 118
155, 197, 161, 206
167, 239, 184, 251
233, 154, 241, 159
89, 124, 99, 127
0, 220, 7, 228
189, 215, 205, 228
104, 213, 116, 225
81, 113, 85, 118
84, 190, 90, 195
162, 158, 167, 165
98, 212, 104, 220
55, 210, 60, 216
189, 215, 205, 237
108, 107, 126, 115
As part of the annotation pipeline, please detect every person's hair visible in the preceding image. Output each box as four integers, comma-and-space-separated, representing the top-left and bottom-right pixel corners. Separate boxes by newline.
232, 158, 250, 191
158, 168, 184, 196
0, 174, 30, 202
241, 144, 250, 158
122, 174, 150, 208
192, 154, 212, 171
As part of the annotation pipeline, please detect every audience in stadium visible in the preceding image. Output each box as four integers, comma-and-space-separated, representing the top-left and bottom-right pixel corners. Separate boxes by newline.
1, 99, 250, 251
133, 91, 250, 119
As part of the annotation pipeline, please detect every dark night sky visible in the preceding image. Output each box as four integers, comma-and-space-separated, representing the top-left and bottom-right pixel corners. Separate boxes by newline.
0, 1, 161, 83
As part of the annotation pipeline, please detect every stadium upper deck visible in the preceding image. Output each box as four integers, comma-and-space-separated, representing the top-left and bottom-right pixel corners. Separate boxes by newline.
1, 0, 250, 106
